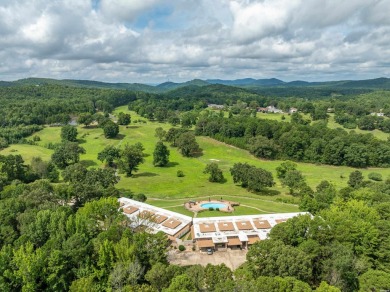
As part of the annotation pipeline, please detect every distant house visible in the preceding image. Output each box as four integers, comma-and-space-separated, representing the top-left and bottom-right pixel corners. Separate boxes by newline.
257, 107, 268, 112
327, 108, 335, 113
208, 104, 224, 110
289, 107, 298, 114
266, 105, 283, 113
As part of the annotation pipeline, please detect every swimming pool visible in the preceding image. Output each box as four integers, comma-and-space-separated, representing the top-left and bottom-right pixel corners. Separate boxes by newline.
201, 202, 227, 209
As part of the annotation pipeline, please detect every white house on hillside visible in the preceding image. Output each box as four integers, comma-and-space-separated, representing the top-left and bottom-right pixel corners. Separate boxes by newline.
266, 105, 283, 113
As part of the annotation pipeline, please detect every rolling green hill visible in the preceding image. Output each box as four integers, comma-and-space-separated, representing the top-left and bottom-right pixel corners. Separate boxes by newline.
2, 77, 390, 96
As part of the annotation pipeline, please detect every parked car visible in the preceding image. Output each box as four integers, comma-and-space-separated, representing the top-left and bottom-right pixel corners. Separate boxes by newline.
207, 248, 213, 255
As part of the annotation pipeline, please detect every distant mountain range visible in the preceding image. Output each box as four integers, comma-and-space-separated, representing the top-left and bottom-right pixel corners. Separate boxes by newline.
206, 78, 284, 86
1, 77, 390, 93
209, 77, 390, 89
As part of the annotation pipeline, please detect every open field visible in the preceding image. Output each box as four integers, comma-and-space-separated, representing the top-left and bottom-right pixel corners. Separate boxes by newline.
210, 109, 292, 122
327, 113, 389, 140
256, 112, 291, 122
253, 111, 388, 141
1, 105, 389, 216
0, 144, 53, 163
147, 195, 300, 217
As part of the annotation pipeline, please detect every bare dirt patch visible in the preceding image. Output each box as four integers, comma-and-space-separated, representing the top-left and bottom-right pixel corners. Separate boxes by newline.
168, 249, 247, 270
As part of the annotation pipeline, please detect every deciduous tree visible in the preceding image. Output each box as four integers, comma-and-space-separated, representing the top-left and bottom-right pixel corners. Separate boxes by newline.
103, 120, 119, 138
98, 145, 120, 167
348, 170, 364, 188
61, 125, 78, 142
165, 274, 196, 292
204, 264, 233, 291
247, 240, 312, 283
276, 161, 297, 179
281, 169, 306, 195
118, 143, 145, 176
51, 142, 85, 169
154, 127, 166, 141
77, 113, 94, 127
117, 112, 131, 125
153, 142, 170, 167
204, 162, 224, 182
176, 132, 200, 157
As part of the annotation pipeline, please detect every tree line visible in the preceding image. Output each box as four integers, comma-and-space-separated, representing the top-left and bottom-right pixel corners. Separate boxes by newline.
195, 112, 390, 168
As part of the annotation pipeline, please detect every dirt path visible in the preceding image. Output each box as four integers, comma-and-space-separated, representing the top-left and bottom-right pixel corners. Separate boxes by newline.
239, 204, 274, 213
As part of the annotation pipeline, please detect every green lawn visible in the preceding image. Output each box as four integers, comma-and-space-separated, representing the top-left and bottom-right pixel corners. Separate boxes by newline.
256, 111, 388, 141
327, 113, 389, 140
146, 194, 300, 217
0, 144, 53, 163
210, 109, 291, 122
1, 106, 389, 217
256, 112, 291, 122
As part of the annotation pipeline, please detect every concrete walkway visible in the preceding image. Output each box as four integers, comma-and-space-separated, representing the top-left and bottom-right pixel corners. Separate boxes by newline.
168, 249, 247, 270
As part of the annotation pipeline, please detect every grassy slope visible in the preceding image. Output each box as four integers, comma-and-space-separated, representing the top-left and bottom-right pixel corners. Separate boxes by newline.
1, 106, 389, 216
253, 111, 388, 141
327, 113, 389, 140
256, 112, 291, 122
0, 145, 53, 163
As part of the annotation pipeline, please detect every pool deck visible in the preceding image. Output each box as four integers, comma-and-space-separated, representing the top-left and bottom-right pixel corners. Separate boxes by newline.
184, 200, 239, 213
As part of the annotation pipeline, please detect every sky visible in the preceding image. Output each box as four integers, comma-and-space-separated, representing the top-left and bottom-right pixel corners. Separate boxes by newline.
0, 0, 390, 84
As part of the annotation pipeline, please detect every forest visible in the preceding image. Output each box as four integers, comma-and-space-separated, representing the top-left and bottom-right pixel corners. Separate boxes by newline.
0, 80, 389, 291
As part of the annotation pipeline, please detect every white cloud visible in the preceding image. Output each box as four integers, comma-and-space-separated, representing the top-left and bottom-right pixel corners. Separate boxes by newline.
230, 0, 299, 43
22, 13, 53, 43
0, 0, 389, 83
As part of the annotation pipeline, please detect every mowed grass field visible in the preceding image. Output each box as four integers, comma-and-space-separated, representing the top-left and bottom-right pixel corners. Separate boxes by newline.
327, 113, 389, 140
1, 106, 389, 217
256, 111, 389, 141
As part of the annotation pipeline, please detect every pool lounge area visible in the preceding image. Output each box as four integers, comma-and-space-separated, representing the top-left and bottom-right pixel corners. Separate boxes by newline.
185, 200, 239, 213
200, 202, 227, 209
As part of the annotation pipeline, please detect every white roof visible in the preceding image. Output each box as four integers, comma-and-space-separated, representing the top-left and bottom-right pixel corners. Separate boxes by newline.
119, 197, 310, 240
238, 232, 248, 242
119, 197, 192, 237
192, 212, 309, 240
212, 235, 228, 244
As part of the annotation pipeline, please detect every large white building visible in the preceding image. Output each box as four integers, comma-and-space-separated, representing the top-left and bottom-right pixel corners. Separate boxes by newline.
119, 197, 192, 240
119, 197, 309, 251
192, 212, 309, 251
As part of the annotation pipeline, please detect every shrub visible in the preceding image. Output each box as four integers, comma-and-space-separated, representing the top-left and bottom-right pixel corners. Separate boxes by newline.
133, 193, 147, 202
209, 207, 214, 211
344, 122, 357, 129
203, 162, 224, 182
178, 245, 185, 252
216, 208, 220, 211
368, 172, 383, 181
45, 142, 57, 149
177, 170, 184, 177
0, 138, 8, 149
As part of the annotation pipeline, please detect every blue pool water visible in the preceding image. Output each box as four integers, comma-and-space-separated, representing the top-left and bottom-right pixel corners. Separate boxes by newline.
201, 202, 227, 209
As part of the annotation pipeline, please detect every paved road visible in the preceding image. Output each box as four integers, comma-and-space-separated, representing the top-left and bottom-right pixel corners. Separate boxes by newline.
168, 249, 247, 270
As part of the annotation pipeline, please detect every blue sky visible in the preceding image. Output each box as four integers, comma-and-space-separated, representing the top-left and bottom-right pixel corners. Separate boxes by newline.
0, 0, 389, 83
